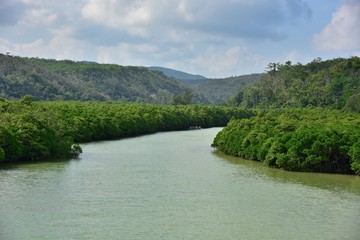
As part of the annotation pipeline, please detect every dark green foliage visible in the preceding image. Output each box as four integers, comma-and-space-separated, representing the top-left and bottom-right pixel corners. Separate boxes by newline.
344, 93, 360, 113
235, 57, 360, 111
348, 141, 360, 175
212, 108, 360, 175
0, 99, 254, 163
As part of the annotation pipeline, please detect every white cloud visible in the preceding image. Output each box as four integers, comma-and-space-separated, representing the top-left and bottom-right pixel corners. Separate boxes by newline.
312, 0, 360, 51
47, 28, 89, 60
283, 50, 302, 63
0, 26, 88, 61
95, 42, 160, 66
20, 8, 57, 27
284, 0, 312, 20
190, 46, 267, 77
176, 0, 194, 22
81, 0, 153, 28
80, 0, 311, 41
0, 37, 47, 56
0, 0, 327, 77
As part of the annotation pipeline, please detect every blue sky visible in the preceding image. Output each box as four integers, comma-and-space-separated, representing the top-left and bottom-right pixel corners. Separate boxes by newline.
0, 0, 359, 78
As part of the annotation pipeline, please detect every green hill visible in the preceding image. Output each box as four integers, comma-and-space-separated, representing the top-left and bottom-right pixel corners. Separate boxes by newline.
147, 67, 262, 103
233, 57, 360, 112
191, 74, 263, 104
148, 66, 207, 83
0, 54, 263, 104
0, 54, 192, 103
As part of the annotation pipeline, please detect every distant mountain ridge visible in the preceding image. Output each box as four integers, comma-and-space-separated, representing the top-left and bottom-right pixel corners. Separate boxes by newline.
0, 54, 191, 103
191, 74, 263, 104
148, 66, 262, 103
149, 66, 207, 83
0, 54, 262, 104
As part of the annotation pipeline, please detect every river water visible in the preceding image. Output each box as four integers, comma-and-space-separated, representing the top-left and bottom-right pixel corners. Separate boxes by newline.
1, 128, 359, 240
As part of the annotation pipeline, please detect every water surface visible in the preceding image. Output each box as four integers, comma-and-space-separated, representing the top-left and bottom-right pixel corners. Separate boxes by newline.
1, 128, 359, 239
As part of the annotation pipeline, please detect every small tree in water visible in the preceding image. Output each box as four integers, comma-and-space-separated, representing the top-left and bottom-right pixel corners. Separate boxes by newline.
70, 143, 82, 157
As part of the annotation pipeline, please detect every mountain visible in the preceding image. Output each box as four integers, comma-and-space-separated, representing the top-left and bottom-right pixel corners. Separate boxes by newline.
148, 66, 262, 103
0, 54, 263, 104
0, 54, 192, 103
190, 74, 263, 104
148, 66, 207, 83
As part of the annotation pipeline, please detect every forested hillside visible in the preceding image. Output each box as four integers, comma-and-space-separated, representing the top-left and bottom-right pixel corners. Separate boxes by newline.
192, 74, 263, 104
231, 57, 360, 112
0, 54, 262, 104
213, 57, 360, 175
148, 66, 207, 83
0, 54, 192, 103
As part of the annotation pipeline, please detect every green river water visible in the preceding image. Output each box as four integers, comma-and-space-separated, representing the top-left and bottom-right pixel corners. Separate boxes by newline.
1, 128, 359, 239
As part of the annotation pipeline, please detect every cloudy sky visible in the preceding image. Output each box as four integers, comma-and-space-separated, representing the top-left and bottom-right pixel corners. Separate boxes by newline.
1, 0, 359, 78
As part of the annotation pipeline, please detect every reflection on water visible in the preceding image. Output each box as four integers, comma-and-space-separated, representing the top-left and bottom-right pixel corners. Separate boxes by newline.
1, 128, 360, 240
0, 158, 73, 171
213, 150, 360, 194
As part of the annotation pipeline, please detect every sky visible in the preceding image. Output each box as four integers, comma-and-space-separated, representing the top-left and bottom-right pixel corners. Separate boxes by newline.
0, 0, 359, 78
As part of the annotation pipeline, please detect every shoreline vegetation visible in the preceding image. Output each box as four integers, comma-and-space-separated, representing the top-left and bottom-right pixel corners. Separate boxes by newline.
0, 97, 254, 164
1, 97, 359, 175
212, 108, 360, 175
212, 57, 360, 175
1, 57, 359, 175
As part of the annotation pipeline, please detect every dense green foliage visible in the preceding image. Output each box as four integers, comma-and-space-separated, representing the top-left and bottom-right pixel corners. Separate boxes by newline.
212, 108, 360, 175
192, 74, 262, 104
0, 98, 254, 163
232, 57, 360, 112
0, 54, 192, 103
171, 91, 195, 105
4, 53, 359, 177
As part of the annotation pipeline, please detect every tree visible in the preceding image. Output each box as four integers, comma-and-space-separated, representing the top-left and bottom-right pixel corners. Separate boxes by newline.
171, 91, 194, 105
345, 93, 360, 113
266, 62, 280, 75
21, 95, 34, 105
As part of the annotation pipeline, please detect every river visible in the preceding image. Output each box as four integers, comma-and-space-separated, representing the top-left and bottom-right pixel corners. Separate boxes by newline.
0, 128, 359, 240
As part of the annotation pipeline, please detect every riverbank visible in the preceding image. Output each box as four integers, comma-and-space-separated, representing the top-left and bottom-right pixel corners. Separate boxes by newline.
212, 108, 360, 175
0, 99, 254, 163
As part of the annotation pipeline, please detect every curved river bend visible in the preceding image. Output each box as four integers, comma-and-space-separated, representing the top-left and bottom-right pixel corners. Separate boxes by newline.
1, 128, 360, 239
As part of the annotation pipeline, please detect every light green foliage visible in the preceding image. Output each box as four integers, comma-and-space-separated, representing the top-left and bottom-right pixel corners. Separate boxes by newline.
212, 108, 360, 175
20, 95, 34, 105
